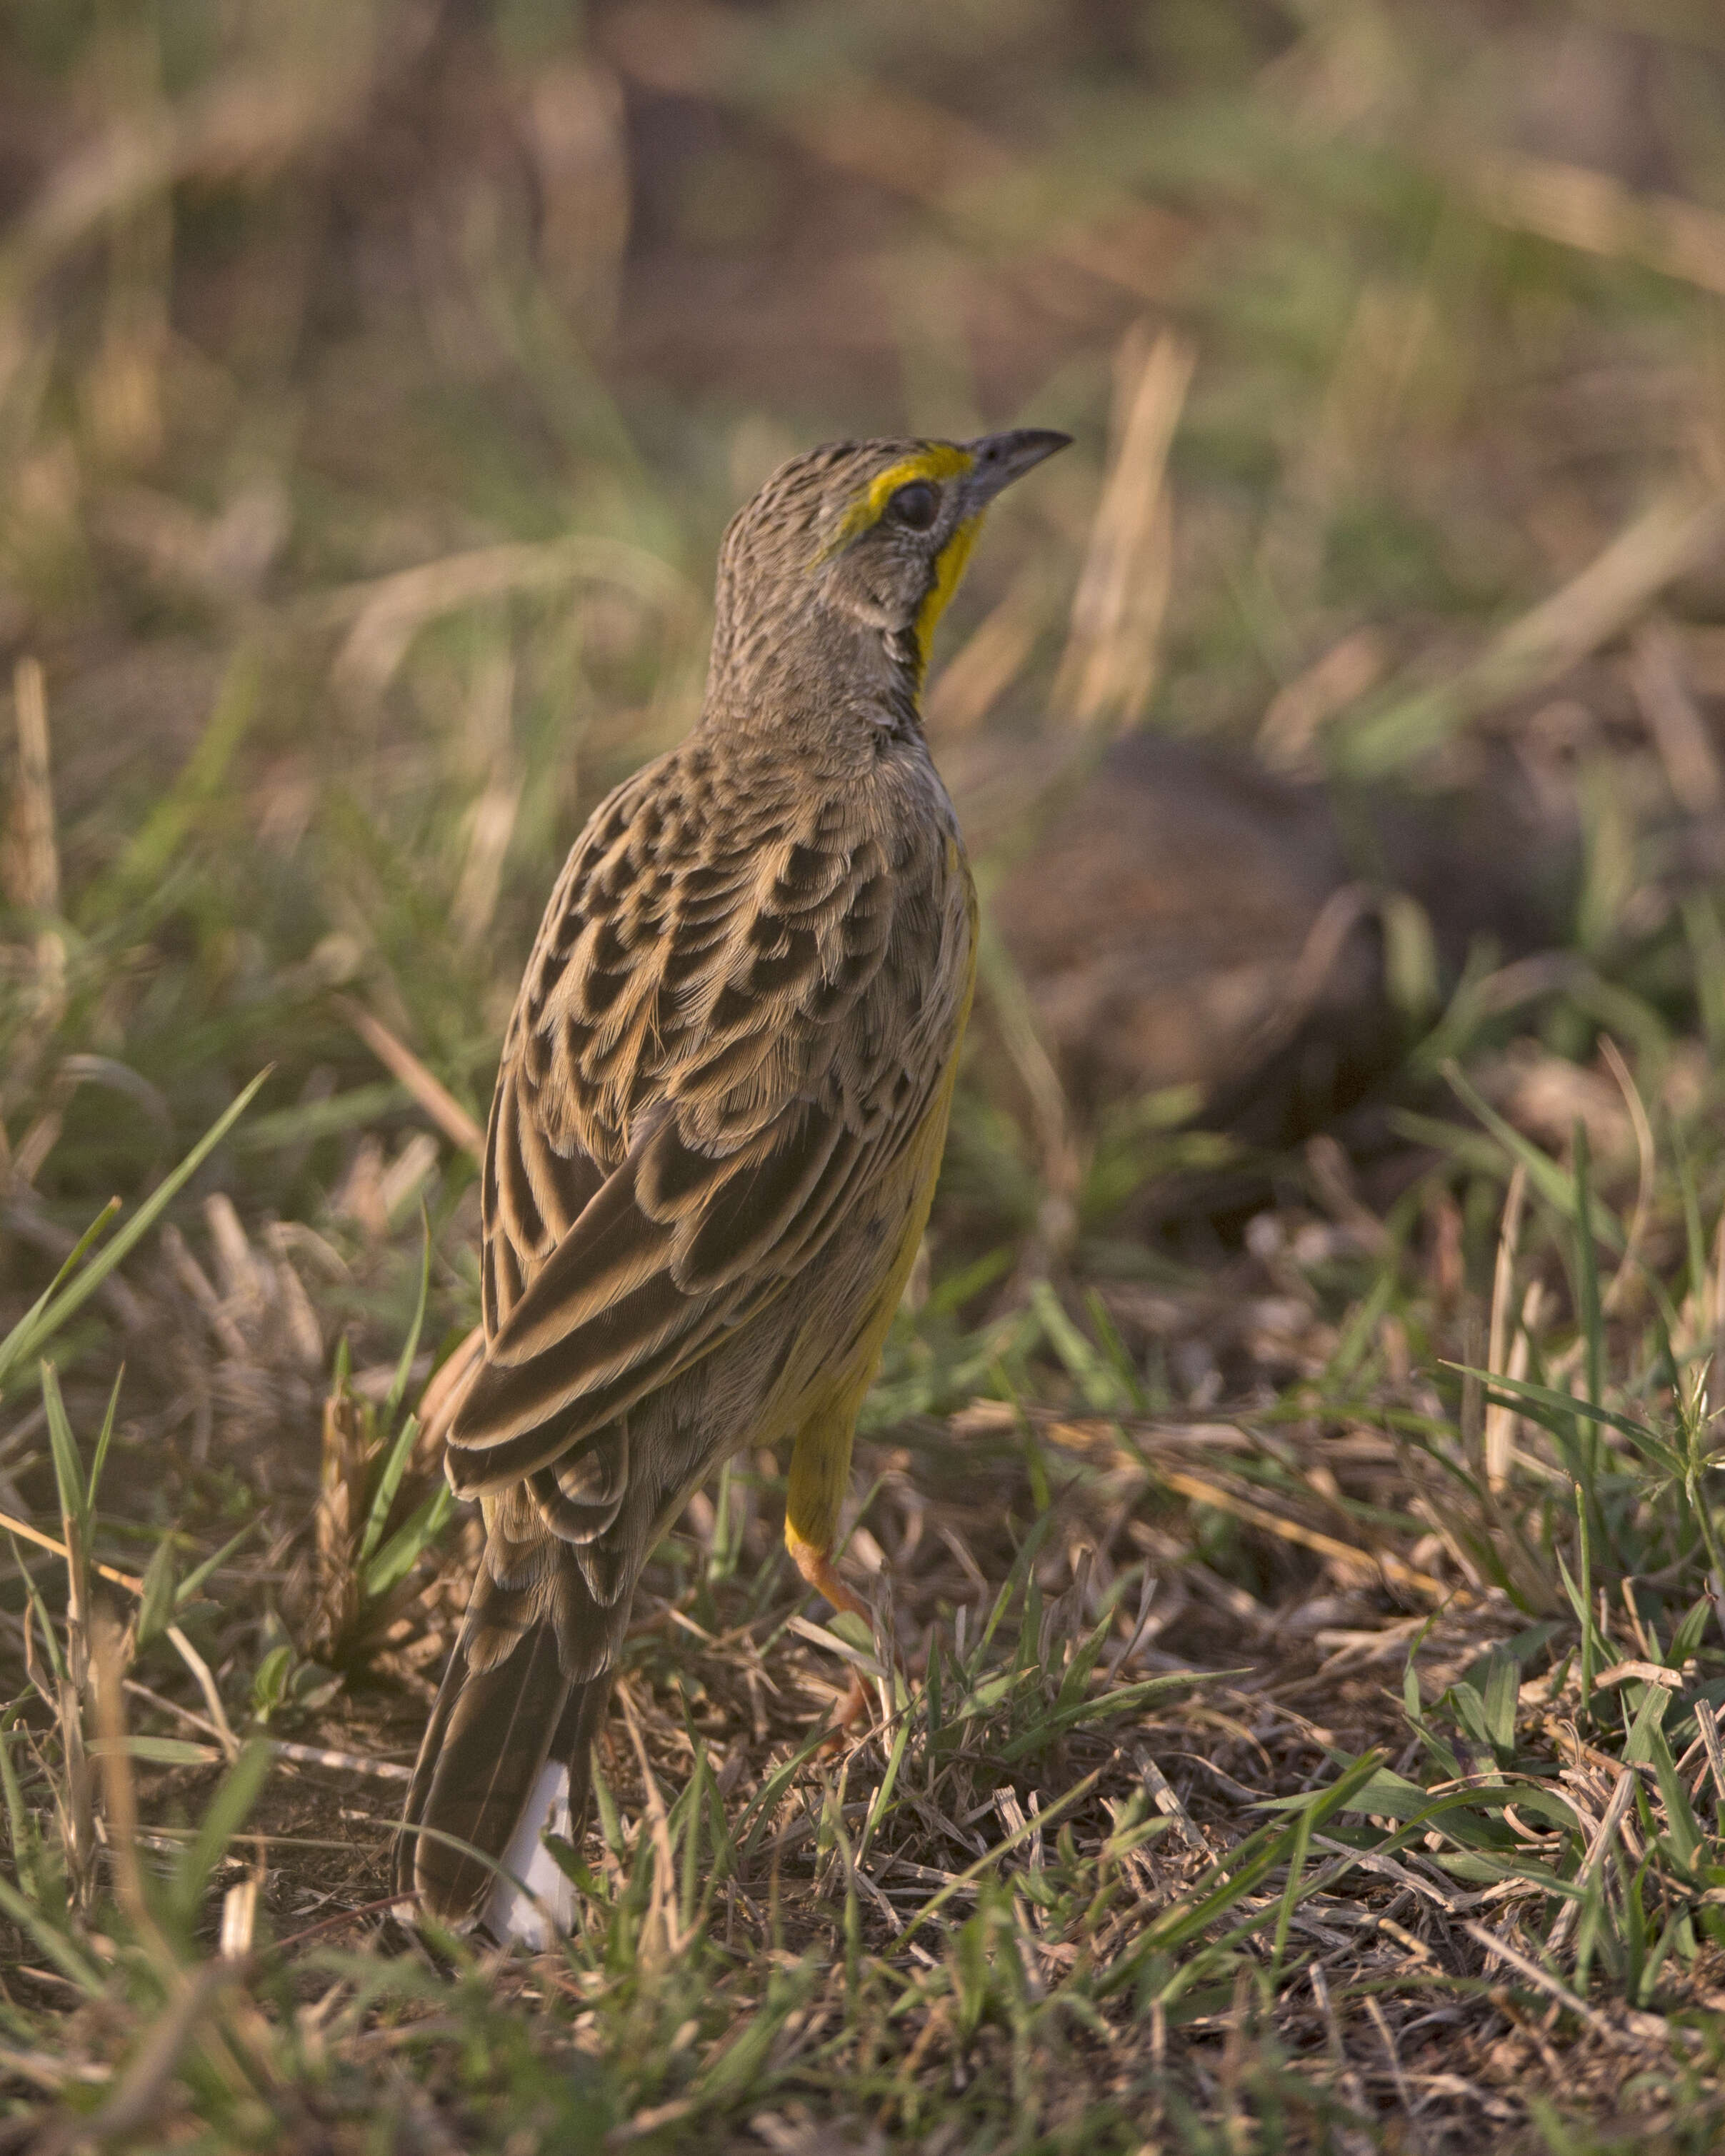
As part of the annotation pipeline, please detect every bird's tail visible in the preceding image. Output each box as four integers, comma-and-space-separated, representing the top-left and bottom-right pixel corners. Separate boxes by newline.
397, 1528, 611, 1936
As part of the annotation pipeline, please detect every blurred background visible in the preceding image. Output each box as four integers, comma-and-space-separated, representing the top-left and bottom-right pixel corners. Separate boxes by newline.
3, 0, 1725, 1591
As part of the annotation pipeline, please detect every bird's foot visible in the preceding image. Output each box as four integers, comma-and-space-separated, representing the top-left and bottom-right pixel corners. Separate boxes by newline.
787, 1525, 894, 1741
831, 1668, 874, 1738
786, 1526, 871, 1623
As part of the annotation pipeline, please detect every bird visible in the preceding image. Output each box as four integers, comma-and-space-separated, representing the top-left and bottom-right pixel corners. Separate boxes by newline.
396, 426, 1071, 1940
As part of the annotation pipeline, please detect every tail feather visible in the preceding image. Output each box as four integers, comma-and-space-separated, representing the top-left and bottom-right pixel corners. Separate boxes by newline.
482, 1680, 612, 1945
398, 1530, 614, 1932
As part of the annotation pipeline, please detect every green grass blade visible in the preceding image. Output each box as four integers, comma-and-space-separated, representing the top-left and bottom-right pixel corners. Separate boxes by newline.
136, 1535, 178, 1648
380, 1212, 434, 1438
897, 1765, 1106, 1952
1269, 1800, 1313, 1985
0, 1200, 119, 1394
86, 1368, 124, 1513
89, 1735, 219, 1767
1, 1070, 271, 1387
996, 1671, 1220, 1764
0, 1711, 39, 1907
40, 1362, 85, 1535
0, 1870, 104, 1995
855, 1701, 912, 1870
1442, 1061, 1621, 1245
1644, 1716, 1701, 1874
7, 1535, 66, 1693
168, 1738, 272, 1927
357, 1415, 421, 1578
979, 1511, 1054, 1659
361, 1480, 453, 1601
176, 1518, 262, 1606
99, 643, 262, 905
232, 1082, 409, 1153
1573, 1120, 1603, 1415
738, 1723, 836, 1860
1445, 1364, 1676, 1471
1101, 1750, 1388, 1996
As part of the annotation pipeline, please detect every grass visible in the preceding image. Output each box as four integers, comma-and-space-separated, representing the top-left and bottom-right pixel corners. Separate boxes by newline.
6, 0, 1725, 2147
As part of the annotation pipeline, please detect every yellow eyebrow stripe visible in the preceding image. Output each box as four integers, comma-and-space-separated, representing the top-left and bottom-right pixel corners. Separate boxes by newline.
829, 443, 976, 551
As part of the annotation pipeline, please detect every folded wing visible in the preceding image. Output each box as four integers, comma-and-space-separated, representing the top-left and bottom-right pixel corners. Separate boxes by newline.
445, 745, 970, 1502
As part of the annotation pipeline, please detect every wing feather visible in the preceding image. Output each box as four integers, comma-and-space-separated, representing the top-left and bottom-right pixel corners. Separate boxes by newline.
446, 738, 971, 1507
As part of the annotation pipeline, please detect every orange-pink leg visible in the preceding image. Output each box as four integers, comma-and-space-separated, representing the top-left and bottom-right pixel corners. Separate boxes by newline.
786, 1522, 871, 1621
785, 1390, 873, 1623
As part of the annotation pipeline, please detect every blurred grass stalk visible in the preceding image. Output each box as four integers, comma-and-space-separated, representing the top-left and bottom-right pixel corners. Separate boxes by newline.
1336, 482, 1725, 778
1472, 148, 1725, 304
1053, 326, 1192, 734
1, 658, 63, 1037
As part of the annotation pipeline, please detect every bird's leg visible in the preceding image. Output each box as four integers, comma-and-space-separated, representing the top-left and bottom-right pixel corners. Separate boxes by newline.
785, 1397, 870, 1621
786, 1522, 873, 1734
785, 1520, 871, 1621
789, 1521, 874, 1737
786, 1393, 910, 1737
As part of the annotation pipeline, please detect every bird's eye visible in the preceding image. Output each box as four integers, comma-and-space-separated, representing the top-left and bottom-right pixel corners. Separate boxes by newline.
886, 481, 939, 531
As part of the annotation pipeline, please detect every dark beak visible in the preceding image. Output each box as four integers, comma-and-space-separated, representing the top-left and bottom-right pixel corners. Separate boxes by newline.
963, 428, 1072, 506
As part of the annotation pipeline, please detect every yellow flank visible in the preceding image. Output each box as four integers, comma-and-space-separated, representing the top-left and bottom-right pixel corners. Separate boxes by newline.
784, 875, 979, 1571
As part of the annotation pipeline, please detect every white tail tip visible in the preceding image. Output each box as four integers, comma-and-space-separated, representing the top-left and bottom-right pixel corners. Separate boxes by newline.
484, 1757, 577, 1948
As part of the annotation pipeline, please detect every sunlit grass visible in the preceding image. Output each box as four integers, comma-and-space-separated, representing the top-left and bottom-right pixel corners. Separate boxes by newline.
6, 0, 1725, 2147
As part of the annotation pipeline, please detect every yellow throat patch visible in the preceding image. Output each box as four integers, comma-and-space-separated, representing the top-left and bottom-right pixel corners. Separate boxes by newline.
914, 511, 981, 673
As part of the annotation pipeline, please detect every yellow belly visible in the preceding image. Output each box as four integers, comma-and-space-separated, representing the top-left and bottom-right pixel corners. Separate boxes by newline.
783, 881, 977, 1566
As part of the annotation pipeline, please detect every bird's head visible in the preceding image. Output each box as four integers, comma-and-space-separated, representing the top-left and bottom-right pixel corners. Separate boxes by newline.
706, 429, 1070, 728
